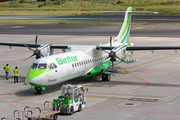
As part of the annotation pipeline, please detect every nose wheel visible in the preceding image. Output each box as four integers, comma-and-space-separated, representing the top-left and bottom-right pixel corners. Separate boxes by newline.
35, 87, 43, 95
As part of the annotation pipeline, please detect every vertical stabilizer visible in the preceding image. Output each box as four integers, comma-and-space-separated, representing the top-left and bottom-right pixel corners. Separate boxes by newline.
114, 7, 132, 44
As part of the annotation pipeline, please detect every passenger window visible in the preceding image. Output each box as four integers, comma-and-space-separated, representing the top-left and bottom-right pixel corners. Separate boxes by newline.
84, 61, 85, 64
72, 64, 74, 68
81, 61, 83, 65
77, 63, 79, 66
79, 62, 81, 66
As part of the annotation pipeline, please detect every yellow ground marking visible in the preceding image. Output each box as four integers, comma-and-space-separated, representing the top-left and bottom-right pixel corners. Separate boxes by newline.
9, 26, 26, 28
86, 95, 157, 102
134, 27, 145, 29
12, 95, 46, 103
126, 53, 180, 70
118, 66, 146, 82
86, 95, 131, 100
131, 98, 157, 102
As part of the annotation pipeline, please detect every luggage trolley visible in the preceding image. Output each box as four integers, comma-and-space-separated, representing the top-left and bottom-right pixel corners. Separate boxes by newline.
24, 101, 60, 120
1, 109, 26, 120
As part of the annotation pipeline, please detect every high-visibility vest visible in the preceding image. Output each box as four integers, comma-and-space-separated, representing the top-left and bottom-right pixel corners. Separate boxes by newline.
5, 66, 10, 72
14, 69, 18, 76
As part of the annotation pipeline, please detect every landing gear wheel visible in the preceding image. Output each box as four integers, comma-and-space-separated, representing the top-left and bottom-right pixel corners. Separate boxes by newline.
106, 74, 111, 81
69, 106, 74, 115
53, 115, 58, 120
36, 87, 43, 95
78, 104, 82, 112
101, 74, 106, 81
101, 74, 111, 81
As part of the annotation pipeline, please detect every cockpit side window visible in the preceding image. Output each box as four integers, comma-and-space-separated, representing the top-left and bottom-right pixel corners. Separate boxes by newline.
52, 63, 57, 68
38, 63, 47, 69
31, 63, 38, 69
49, 64, 54, 69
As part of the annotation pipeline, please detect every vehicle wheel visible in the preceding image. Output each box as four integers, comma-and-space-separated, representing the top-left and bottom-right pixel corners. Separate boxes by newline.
101, 74, 106, 81
106, 74, 111, 81
78, 104, 82, 112
53, 115, 58, 120
69, 106, 74, 115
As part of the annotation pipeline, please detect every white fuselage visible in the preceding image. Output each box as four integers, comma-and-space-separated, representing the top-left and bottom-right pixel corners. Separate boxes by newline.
28, 43, 126, 86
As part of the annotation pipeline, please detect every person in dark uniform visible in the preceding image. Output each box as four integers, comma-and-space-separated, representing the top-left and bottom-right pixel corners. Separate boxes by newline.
13, 66, 19, 83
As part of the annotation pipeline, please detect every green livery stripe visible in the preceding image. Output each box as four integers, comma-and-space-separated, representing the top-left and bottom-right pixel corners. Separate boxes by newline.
121, 20, 131, 43
82, 60, 112, 77
120, 7, 132, 43
28, 68, 53, 80
29, 82, 50, 87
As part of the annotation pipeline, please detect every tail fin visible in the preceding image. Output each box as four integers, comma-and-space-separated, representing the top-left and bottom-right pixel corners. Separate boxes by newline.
114, 7, 132, 44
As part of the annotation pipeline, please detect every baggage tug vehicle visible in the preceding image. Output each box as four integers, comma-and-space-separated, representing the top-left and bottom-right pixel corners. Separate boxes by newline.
53, 84, 86, 114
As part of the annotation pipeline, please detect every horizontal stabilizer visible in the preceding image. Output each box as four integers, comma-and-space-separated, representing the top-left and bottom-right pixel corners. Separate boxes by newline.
123, 59, 138, 64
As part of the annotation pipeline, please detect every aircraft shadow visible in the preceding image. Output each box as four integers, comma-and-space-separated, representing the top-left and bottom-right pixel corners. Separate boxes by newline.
13, 76, 100, 97
3, 74, 180, 97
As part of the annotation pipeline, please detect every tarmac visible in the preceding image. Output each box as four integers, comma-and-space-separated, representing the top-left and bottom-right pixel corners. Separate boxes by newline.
0, 34, 180, 120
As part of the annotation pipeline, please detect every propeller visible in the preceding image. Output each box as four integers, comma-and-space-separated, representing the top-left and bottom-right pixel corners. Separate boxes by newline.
96, 35, 126, 69
23, 33, 46, 61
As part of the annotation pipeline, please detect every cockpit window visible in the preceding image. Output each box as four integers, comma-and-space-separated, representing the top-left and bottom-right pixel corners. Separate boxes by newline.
49, 64, 54, 69
31, 63, 38, 69
38, 63, 47, 69
52, 63, 57, 68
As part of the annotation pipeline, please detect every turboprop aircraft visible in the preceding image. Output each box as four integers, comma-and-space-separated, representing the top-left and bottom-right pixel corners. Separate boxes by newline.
1, 7, 180, 94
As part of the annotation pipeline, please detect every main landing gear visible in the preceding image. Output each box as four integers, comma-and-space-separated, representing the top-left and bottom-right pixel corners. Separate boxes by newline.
35, 87, 43, 95
101, 73, 111, 81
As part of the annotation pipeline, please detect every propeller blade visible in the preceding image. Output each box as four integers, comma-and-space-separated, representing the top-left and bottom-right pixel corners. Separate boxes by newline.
112, 60, 114, 69
115, 56, 123, 61
23, 42, 35, 51
35, 33, 38, 49
40, 53, 44, 57
110, 35, 112, 51
23, 54, 35, 61
96, 44, 109, 54
114, 45, 127, 53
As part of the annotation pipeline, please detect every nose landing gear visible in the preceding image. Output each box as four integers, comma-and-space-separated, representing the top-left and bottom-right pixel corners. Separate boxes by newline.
35, 87, 43, 95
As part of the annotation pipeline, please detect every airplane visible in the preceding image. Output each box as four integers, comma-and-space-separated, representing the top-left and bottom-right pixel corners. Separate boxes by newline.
1, 6, 180, 94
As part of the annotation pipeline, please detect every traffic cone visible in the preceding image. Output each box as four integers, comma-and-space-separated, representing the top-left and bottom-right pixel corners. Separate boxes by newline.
24, 77, 28, 85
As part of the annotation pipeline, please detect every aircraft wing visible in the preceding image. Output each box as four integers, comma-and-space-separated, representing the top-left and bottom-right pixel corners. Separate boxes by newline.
97, 46, 180, 51
0, 42, 69, 49
0, 42, 41, 48
126, 46, 180, 51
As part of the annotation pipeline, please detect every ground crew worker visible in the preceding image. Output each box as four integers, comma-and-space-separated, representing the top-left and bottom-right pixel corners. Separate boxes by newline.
3, 64, 10, 80
13, 66, 19, 83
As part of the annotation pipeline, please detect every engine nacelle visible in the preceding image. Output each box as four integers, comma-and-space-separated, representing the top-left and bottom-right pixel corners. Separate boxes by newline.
37, 44, 54, 57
